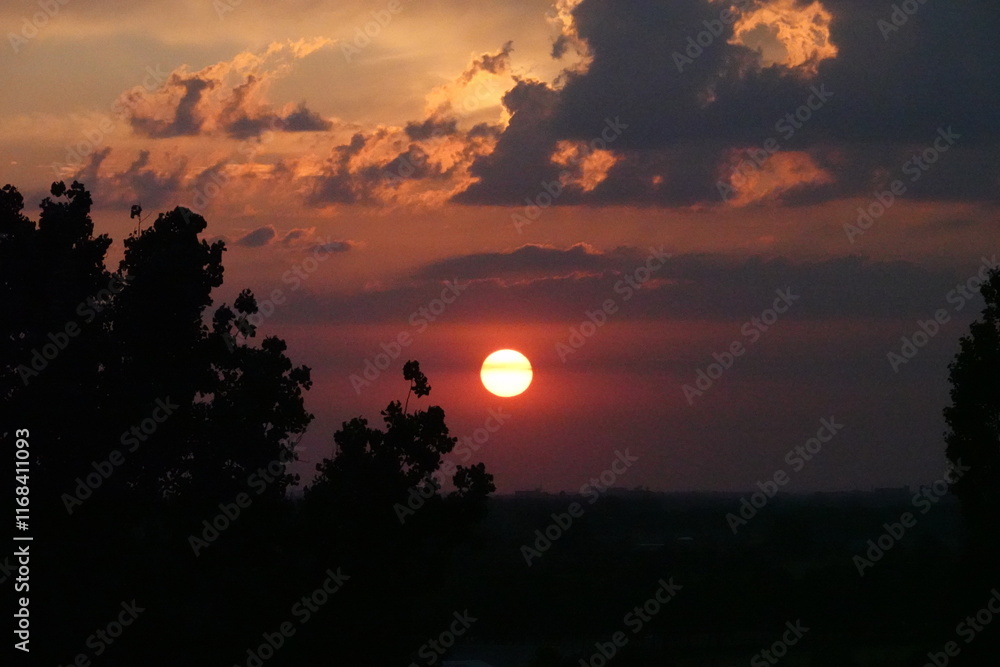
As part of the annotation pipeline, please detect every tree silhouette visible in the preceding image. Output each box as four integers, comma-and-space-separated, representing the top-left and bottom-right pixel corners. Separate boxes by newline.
302, 360, 495, 665
1, 182, 313, 662
2, 183, 501, 664
944, 265, 1000, 567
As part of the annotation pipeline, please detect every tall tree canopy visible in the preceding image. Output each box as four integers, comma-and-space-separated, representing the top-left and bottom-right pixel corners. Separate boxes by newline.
1, 182, 313, 661
1, 181, 496, 664
944, 266, 1000, 555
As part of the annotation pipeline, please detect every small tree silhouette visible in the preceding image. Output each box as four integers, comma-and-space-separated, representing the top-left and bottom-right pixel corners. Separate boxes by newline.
303, 360, 495, 664
403, 358, 431, 412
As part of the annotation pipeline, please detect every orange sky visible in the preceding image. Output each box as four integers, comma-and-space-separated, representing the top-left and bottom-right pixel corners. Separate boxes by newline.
2, 0, 997, 492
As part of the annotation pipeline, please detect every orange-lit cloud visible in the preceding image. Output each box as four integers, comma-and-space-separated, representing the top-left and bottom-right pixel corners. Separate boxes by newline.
422, 41, 515, 129
308, 43, 518, 207
720, 150, 833, 206
730, 0, 837, 75
119, 38, 335, 139
551, 141, 620, 192
548, 0, 593, 77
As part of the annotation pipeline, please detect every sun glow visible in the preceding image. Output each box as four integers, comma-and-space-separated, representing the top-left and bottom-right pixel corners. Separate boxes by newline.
480, 349, 533, 397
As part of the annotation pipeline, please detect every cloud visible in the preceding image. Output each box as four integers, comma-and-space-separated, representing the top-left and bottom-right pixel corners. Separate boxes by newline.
721, 150, 834, 206
729, 0, 838, 75
63, 1, 1000, 213
281, 103, 333, 132
547, 0, 592, 73
271, 245, 972, 326
423, 41, 515, 119
129, 75, 215, 138
405, 118, 458, 141
450, 79, 563, 205
460, 40, 516, 82
448, 0, 1000, 207
232, 225, 355, 251
415, 243, 639, 281
310, 240, 354, 254
306, 43, 518, 207
73, 148, 186, 209
236, 225, 277, 247
122, 39, 334, 140
280, 228, 313, 245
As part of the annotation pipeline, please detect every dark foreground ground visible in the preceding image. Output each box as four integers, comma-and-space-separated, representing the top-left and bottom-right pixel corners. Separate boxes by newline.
432, 490, 995, 666
22, 489, 999, 666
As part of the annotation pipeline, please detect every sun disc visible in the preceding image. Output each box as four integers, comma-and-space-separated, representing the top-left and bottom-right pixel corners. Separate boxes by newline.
481, 349, 532, 397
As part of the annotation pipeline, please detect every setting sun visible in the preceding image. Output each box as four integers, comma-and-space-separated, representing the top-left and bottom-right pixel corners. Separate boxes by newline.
480, 349, 533, 397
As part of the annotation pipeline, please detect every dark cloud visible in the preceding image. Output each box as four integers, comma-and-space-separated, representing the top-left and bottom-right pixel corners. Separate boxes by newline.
281, 102, 333, 132
405, 118, 458, 141
309, 240, 353, 254
451, 80, 563, 205
307, 119, 479, 206
236, 225, 277, 247
71, 148, 185, 209
467, 122, 503, 140
270, 245, 990, 325
558, 0, 1000, 146
383, 144, 454, 183
130, 74, 215, 138
233, 226, 354, 251
415, 243, 643, 280
121, 150, 185, 208
280, 228, 311, 245
222, 81, 332, 139
74, 147, 112, 191
188, 160, 230, 202
128, 62, 331, 140
460, 40, 514, 82
307, 133, 370, 205
451, 0, 1000, 207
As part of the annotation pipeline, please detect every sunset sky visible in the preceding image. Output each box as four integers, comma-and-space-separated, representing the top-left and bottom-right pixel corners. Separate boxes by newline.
2, 0, 997, 493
